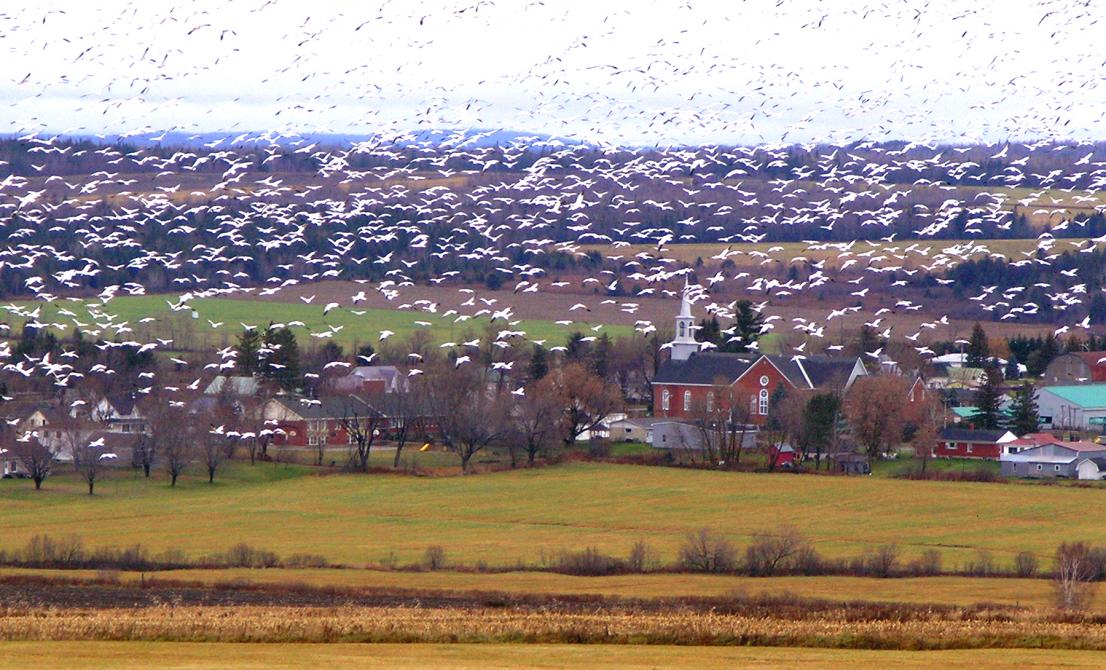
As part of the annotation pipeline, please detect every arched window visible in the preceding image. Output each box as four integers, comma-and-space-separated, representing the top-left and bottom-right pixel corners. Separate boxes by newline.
683, 390, 691, 411
759, 388, 769, 415
661, 389, 670, 411
679, 321, 686, 338
706, 392, 715, 412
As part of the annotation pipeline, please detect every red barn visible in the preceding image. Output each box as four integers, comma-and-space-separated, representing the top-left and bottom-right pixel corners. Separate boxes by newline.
262, 395, 376, 448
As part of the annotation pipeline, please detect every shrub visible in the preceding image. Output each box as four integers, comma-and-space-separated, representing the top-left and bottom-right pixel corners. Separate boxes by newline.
220, 543, 280, 568
1014, 551, 1039, 578
284, 553, 330, 568
963, 549, 997, 577
553, 547, 623, 576
678, 528, 737, 574
907, 549, 942, 577
627, 540, 659, 573
744, 526, 808, 576
423, 545, 447, 571
863, 544, 900, 578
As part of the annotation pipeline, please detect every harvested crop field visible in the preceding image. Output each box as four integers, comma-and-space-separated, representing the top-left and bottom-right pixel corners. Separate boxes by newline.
0, 642, 1099, 670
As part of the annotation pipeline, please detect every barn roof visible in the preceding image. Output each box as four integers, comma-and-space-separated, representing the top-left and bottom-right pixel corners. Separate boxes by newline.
1039, 384, 1106, 409
654, 351, 861, 390
939, 427, 1014, 443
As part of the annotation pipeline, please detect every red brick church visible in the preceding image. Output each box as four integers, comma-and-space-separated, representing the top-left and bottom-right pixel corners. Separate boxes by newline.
652, 286, 867, 425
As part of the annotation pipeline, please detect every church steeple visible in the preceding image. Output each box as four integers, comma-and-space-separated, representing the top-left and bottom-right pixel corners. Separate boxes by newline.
670, 278, 699, 361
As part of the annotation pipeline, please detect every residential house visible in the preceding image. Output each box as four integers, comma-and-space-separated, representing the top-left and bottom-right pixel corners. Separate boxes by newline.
936, 427, 1017, 459
90, 394, 147, 434
1036, 384, 1106, 431
204, 375, 261, 396
0, 399, 51, 435
262, 395, 376, 448
330, 366, 407, 395
1000, 441, 1106, 479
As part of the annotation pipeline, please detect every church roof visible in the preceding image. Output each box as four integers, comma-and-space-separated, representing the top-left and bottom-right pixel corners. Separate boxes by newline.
654, 352, 862, 390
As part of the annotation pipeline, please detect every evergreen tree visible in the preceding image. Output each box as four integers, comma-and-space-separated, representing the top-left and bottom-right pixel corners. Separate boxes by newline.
695, 316, 722, 346
1026, 334, 1059, 376
1003, 355, 1020, 381
1090, 293, 1106, 325
234, 328, 263, 376
592, 333, 611, 380
732, 301, 765, 353
970, 363, 1004, 430
1007, 382, 1039, 436
260, 326, 302, 391
565, 331, 589, 362
528, 343, 549, 381
966, 323, 989, 368
355, 343, 376, 364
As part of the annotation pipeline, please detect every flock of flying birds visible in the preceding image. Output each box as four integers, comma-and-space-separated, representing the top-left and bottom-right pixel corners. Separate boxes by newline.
1, 1, 1106, 402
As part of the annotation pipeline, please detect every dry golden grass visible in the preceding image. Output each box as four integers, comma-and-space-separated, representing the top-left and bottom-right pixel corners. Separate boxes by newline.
0, 642, 1099, 670
0, 603, 1104, 650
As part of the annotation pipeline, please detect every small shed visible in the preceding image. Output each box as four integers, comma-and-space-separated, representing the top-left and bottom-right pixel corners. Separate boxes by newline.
608, 417, 663, 443
834, 453, 871, 475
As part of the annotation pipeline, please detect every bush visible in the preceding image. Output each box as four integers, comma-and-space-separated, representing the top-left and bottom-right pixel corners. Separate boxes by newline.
423, 545, 447, 571
678, 528, 737, 574
863, 544, 900, 578
744, 526, 808, 576
1014, 551, 1039, 578
284, 553, 330, 568
963, 549, 997, 577
627, 540, 659, 573
553, 547, 623, 576
220, 543, 280, 568
907, 549, 942, 577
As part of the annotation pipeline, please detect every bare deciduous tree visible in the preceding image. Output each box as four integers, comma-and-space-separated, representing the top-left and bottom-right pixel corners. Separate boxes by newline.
844, 375, 911, 459
548, 362, 623, 448
1054, 541, 1100, 610
11, 437, 52, 489
338, 394, 384, 472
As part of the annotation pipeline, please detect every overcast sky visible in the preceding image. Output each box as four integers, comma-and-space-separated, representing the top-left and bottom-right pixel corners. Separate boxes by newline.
2, 0, 1104, 146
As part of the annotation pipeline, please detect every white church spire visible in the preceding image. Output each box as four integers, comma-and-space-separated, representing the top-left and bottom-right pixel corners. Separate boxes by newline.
669, 277, 699, 361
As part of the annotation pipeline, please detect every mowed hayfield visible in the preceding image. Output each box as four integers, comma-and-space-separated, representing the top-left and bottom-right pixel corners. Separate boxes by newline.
1, 294, 634, 352
579, 237, 1094, 270
3, 567, 1100, 611
0, 642, 1097, 670
3, 462, 1106, 569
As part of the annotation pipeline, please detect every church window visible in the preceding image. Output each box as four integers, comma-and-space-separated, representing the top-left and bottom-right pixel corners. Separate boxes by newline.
679, 322, 686, 338
662, 389, 670, 411
759, 389, 769, 415
683, 390, 691, 411
706, 392, 714, 412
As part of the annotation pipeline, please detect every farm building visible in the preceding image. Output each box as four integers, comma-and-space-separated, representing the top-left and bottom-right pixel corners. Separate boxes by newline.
1042, 351, 1106, 385
652, 284, 865, 425
936, 427, 1017, 459
608, 417, 664, 442
650, 420, 757, 453
1036, 384, 1106, 431
1000, 441, 1106, 479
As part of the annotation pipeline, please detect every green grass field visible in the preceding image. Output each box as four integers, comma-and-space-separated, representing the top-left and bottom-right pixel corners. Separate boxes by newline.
3, 461, 1106, 568
3, 295, 634, 352
0, 642, 1095, 670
